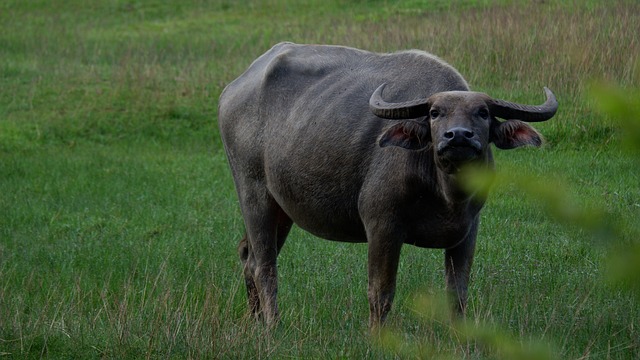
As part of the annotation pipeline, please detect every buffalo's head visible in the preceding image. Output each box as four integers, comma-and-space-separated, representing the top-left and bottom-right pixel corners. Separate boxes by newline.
369, 84, 558, 173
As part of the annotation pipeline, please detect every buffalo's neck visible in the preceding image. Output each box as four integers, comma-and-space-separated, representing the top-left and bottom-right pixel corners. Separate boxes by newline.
437, 170, 476, 205
432, 154, 494, 211
401, 167, 485, 249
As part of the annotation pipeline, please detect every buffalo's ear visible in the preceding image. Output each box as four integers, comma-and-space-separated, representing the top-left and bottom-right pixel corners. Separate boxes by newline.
378, 121, 430, 150
491, 119, 544, 149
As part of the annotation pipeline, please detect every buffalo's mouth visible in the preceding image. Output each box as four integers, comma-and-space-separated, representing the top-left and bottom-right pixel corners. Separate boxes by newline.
436, 140, 483, 173
436, 141, 482, 163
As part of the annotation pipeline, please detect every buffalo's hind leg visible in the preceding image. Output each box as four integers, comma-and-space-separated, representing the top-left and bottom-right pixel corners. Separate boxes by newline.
237, 195, 292, 325
238, 235, 260, 316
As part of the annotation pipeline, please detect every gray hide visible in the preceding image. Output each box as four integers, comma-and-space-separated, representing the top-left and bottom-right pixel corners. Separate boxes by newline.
218, 42, 558, 328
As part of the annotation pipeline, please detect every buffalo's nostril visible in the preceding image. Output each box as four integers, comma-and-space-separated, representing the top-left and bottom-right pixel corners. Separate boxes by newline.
445, 127, 474, 141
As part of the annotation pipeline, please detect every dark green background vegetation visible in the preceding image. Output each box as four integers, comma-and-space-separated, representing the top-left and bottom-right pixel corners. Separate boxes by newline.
1, 0, 638, 358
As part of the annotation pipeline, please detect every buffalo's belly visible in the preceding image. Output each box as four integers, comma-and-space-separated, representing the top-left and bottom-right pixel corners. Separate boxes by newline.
266, 174, 367, 242
404, 230, 469, 249
403, 214, 479, 249
287, 208, 367, 243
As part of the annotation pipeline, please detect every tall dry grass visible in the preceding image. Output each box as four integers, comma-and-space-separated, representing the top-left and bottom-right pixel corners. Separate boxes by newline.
214, 2, 639, 149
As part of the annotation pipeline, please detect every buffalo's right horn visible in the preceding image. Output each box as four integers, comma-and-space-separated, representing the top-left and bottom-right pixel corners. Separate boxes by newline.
369, 83, 431, 119
488, 87, 558, 122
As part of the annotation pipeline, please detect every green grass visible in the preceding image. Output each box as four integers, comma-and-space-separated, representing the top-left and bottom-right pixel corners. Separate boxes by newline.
1, 0, 639, 358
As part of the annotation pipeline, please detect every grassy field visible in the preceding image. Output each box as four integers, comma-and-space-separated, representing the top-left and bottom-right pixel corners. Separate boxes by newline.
1, 0, 639, 358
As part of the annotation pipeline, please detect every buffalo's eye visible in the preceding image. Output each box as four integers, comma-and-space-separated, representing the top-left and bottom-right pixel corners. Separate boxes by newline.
430, 109, 440, 119
478, 108, 489, 119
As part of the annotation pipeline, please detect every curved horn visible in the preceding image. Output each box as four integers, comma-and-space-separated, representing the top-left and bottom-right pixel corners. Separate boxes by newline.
488, 87, 558, 122
369, 83, 430, 119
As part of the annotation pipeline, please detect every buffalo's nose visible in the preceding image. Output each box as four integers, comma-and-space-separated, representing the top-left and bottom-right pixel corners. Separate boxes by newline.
444, 127, 475, 141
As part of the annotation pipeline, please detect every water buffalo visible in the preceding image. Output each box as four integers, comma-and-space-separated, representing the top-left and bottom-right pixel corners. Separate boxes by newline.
218, 42, 558, 328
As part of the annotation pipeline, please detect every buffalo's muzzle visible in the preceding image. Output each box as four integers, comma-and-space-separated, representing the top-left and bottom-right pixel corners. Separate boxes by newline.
437, 127, 482, 161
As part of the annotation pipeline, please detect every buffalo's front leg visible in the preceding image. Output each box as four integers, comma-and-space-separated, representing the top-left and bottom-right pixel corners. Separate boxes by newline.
444, 220, 478, 316
367, 236, 403, 329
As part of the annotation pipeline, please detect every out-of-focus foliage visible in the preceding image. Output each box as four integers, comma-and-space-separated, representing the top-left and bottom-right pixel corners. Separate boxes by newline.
591, 82, 640, 156
380, 79, 640, 358
462, 163, 619, 246
379, 293, 558, 359
591, 80, 640, 299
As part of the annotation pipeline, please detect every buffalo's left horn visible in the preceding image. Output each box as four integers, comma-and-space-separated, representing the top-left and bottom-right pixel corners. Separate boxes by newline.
488, 87, 558, 122
369, 83, 431, 119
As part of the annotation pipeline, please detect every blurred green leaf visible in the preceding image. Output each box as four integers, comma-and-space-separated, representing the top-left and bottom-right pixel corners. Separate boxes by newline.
379, 292, 558, 360
410, 292, 453, 323
457, 321, 558, 360
460, 165, 616, 241
590, 82, 640, 156
377, 325, 457, 360
591, 79, 640, 300
608, 243, 640, 299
